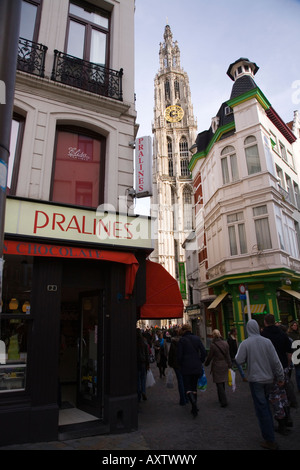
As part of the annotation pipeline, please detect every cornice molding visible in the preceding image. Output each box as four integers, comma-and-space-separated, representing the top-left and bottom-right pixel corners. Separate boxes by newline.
15, 71, 132, 118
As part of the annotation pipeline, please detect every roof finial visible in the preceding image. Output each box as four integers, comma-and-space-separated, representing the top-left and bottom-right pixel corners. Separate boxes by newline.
166, 17, 168, 25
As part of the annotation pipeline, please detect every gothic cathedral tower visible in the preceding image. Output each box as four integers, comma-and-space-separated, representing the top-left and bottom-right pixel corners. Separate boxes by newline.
151, 24, 197, 303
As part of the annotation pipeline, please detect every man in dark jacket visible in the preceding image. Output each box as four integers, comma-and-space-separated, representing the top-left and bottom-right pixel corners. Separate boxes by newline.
261, 314, 294, 434
177, 324, 206, 417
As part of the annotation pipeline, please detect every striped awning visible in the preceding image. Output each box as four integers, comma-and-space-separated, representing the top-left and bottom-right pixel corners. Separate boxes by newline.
208, 292, 228, 309
244, 304, 266, 314
279, 287, 300, 300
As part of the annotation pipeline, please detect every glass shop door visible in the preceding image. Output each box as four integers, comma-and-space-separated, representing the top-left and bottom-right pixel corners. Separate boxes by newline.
77, 290, 104, 418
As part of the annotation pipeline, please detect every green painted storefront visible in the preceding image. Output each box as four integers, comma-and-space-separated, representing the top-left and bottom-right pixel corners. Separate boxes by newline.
207, 268, 300, 342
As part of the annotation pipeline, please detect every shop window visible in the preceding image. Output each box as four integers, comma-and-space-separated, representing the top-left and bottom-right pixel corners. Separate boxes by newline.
51, 127, 105, 208
0, 255, 33, 393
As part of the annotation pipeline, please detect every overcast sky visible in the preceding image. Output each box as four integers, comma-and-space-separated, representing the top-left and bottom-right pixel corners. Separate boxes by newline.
133, 0, 300, 214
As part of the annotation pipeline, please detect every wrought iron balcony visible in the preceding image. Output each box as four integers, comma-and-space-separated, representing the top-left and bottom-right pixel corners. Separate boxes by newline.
51, 50, 123, 101
17, 37, 48, 78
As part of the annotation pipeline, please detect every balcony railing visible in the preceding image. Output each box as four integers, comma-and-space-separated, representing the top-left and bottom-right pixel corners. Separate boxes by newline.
51, 50, 123, 101
17, 37, 48, 78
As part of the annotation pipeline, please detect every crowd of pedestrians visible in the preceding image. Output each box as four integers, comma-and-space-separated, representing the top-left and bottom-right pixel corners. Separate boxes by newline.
137, 315, 300, 450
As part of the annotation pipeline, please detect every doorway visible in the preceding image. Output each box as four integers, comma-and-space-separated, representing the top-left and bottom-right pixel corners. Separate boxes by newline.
58, 259, 107, 427
59, 290, 104, 425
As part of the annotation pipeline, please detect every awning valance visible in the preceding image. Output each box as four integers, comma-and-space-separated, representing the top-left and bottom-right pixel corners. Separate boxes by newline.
4, 240, 139, 298
208, 292, 228, 310
139, 260, 184, 319
244, 304, 266, 314
279, 287, 300, 301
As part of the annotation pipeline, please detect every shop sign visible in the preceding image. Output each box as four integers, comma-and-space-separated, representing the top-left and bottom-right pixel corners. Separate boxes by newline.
135, 136, 152, 198
5, 198, 152, 249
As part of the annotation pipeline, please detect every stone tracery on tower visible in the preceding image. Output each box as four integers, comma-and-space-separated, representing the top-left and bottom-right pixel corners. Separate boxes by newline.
151, 24, 197, 317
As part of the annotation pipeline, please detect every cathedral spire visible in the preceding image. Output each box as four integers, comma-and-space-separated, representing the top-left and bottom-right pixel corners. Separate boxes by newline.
159, 24, 181, 71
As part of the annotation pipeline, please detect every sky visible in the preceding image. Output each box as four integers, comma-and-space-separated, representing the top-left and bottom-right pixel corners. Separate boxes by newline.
133, 0, 300, 214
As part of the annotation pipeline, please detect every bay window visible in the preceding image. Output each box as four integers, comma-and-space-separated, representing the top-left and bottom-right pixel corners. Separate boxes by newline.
253, 205, 272, 250
227, 212, 247, 255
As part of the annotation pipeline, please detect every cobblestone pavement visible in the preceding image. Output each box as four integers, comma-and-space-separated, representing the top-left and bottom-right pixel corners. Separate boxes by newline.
1, 363, 299, 451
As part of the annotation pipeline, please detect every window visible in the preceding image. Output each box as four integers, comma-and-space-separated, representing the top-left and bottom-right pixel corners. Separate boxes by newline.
67, 1, 110, 67
279, 141, 287, 162
282, 214, 299, 258
221, 145, 238, 184
8, 115, 25, 195
165, 80, 170, 101
167, 138, 173, 176
275, 206, 285, 250
179, 138, 190, 176
253, 205, 272, 250
51, 127, 105, 208
183, 186, 193, 230
0, 255, 33, 393
244, 136, 261, 175
174, 80, 180, 99
276, 165, 284, 188
19, 0, 42, 42
285, 175, 295, 205
293, 182, 300, 209
227, 212, 247, 255
270, 131, 278, 153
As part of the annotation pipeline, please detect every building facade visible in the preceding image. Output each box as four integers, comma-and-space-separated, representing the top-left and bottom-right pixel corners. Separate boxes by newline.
189, 58, 300, 344
150, 24, 197, 324
0, 0, 158, 446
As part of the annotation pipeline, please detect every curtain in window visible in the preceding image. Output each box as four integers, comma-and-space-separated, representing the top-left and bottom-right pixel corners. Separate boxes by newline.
228, 226, 237, 255
255, 218, 272, 250
245, 144, 261, 175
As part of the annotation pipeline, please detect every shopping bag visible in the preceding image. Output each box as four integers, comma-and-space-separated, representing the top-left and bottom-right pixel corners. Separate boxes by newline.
197, 368, 207, 392
228, 368, 236, 392
166, 369, 174, 388
146, 369, 155, 387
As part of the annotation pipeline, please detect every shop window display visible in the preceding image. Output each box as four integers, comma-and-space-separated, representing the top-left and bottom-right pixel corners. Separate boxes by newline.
0, 255, 33, 392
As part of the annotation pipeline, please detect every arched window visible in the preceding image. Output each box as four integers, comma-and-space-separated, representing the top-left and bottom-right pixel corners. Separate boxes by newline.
167, 137, 173, 176
244, 135, 261, 175
174, 79, 180, 99
221, 145, 238, 184
179, 137, 189, 176
51, 126, 105, 208
183, 186, 193, 230
165, 80, 170, 101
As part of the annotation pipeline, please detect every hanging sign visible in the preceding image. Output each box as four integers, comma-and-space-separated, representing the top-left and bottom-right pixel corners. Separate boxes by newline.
135, 136, 152, 198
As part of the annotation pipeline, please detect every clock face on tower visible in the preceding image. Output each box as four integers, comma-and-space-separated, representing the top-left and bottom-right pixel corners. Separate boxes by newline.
164, 105, 184, 122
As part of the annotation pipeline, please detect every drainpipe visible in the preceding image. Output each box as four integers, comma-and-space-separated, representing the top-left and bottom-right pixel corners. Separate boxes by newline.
0, 0, 21, 311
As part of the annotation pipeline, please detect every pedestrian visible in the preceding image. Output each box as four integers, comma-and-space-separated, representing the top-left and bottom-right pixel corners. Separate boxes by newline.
205, 329, 232, 407
136, 328, 149, 401
168, 327, 187, 406
287, 321, 300, 392
227, 327, 247, 381
154, 331, 168, 378
235, 319, 284, 450
261, 314, 295, 433
177, 323, 206, 417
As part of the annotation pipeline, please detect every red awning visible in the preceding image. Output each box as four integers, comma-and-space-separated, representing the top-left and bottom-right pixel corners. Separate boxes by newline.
140, 260, 184, 319
4, 240, 139, 298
